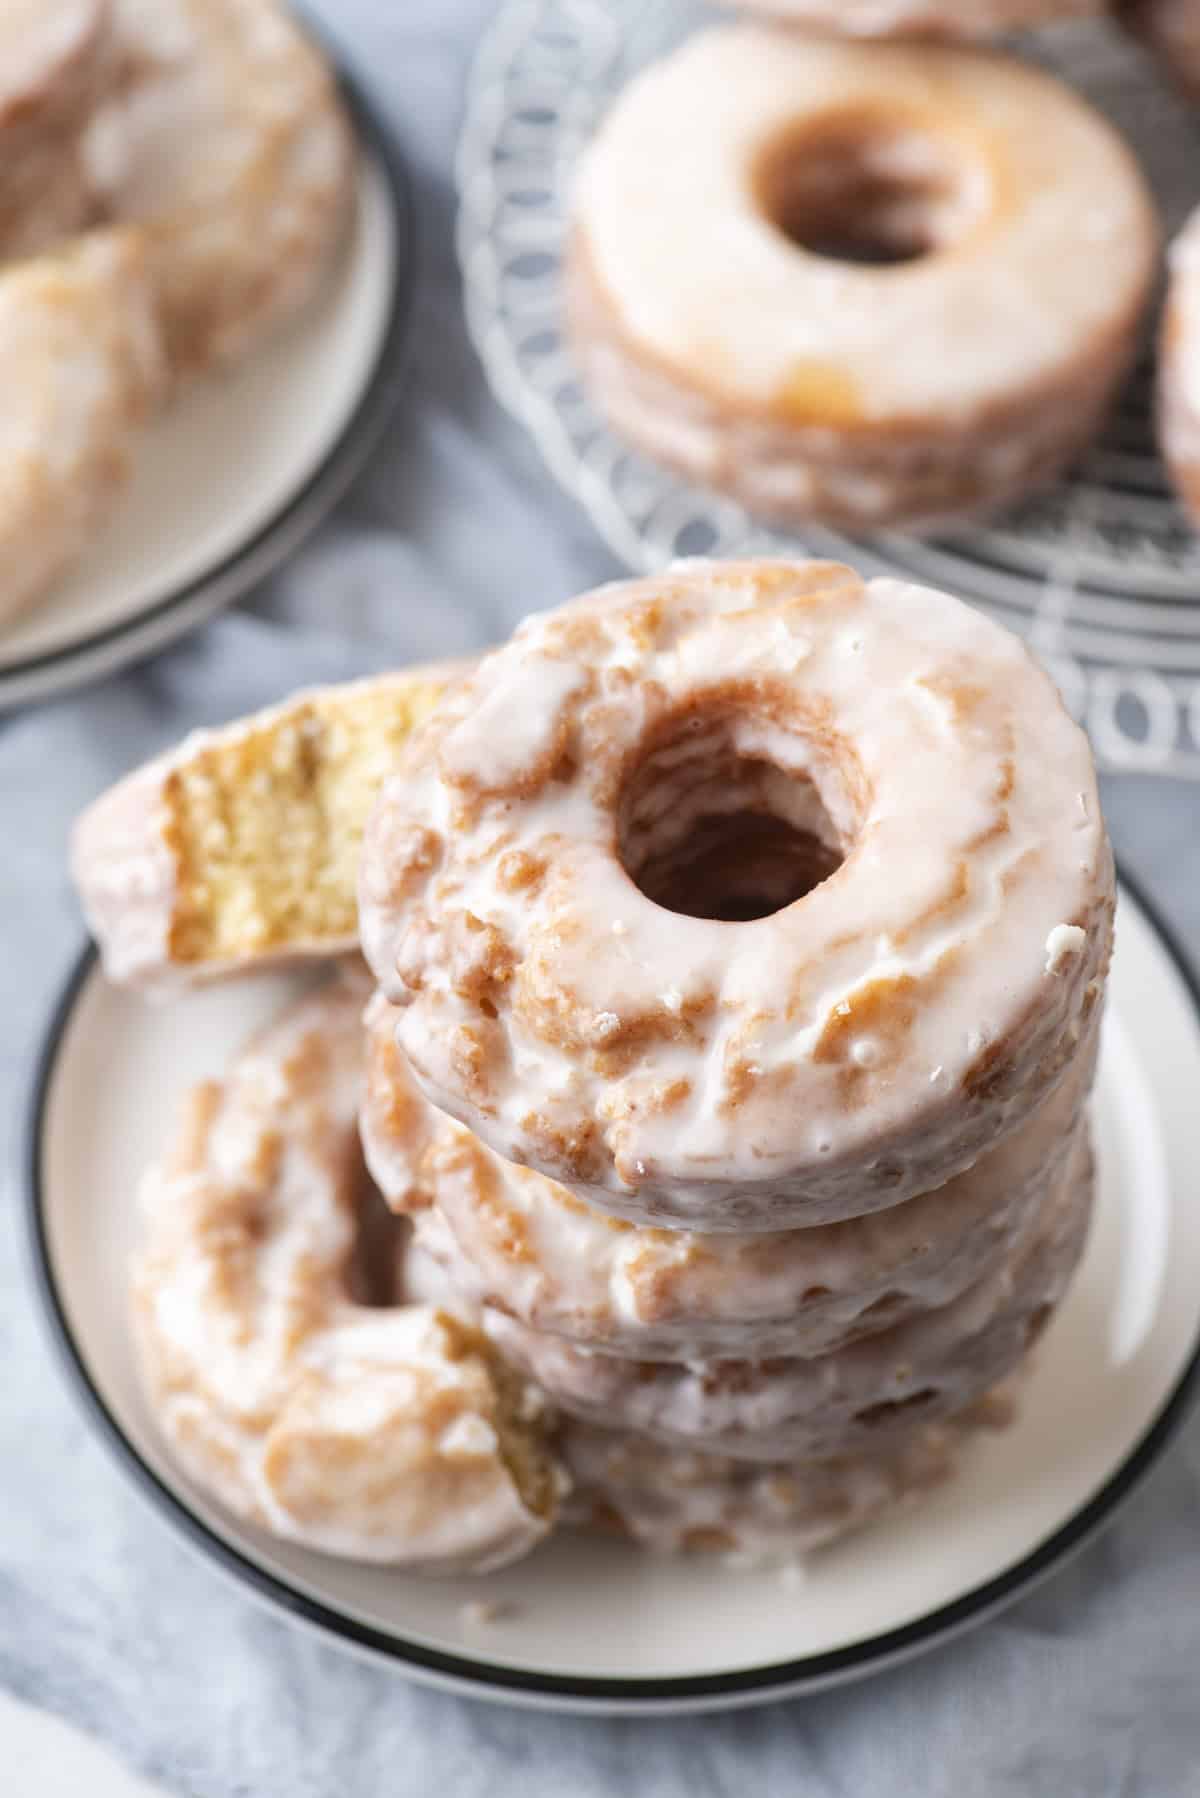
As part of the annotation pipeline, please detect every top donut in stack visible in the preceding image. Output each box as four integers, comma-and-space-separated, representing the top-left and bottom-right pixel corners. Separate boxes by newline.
357, 558, 1111, 1465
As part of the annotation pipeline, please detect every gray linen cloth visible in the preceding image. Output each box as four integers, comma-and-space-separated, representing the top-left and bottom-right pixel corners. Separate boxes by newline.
1, 3, 1198, 1792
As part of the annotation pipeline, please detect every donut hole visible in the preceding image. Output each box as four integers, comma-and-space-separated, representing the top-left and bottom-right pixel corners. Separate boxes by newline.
755, 111, 983, 267
345, 1154, 404, 1308
617, 712, 848, 923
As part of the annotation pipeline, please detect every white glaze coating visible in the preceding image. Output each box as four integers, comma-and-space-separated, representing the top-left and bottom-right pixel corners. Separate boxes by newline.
727, 0, 1104, 35
83, 0, 353, 379
360, 560, 1112, 1230
363, 992, 1096, 1361
483, 1128, 1093, 1462
0, 230, 164, 628
574, 26, 1154, 423
133, 979, 559, 1573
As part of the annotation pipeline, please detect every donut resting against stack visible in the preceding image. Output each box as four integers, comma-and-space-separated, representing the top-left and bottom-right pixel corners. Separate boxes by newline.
75, 557, 1112, 1571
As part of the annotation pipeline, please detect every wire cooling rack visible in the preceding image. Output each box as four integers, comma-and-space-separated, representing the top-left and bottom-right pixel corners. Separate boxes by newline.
458, 0, 1200, 777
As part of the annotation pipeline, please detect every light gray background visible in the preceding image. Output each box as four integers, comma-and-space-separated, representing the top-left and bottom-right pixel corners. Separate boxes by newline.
2, 3, 1199, 1792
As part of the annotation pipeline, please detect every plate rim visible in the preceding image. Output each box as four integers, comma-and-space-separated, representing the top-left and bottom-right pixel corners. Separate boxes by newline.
21, 870, 1200, 1713
0, 27, 416, 707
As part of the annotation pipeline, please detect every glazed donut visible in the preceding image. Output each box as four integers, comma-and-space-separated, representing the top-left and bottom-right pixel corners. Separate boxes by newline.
561, 1391, 1014, 1561
72, 665, 462, 991
360, 560, 1112, 1232
133, 979, 561, 1572
1118, 1, 1200, 99
476, 1130, 1093, 1463
723, 0, 1104, 36
567, 26, 1157, 528
1160, 207, 1200, 525
0, 0, 110, 255
363, 991, 1096, 1362
0, 230, 165, 628
82, 0, 353, 379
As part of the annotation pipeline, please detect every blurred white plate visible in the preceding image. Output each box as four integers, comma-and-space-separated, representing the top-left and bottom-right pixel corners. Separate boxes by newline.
25, 881, 1200, 1714
0, 59, 412, 711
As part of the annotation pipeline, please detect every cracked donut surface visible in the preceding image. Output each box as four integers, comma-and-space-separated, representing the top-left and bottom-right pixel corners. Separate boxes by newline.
359, 558, 1113, 1231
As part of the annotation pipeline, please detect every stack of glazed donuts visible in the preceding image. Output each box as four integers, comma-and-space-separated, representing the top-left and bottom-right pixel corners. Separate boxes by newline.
76, 556, 1114, 1571
354, 556, 1113, 1560
566, 1, 1200, 531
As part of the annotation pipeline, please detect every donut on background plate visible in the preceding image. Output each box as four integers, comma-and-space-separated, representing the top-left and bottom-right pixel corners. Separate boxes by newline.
567, 25, 1157, 530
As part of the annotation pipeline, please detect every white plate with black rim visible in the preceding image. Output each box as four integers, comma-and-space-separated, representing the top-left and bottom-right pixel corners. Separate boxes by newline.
24, 877, 1200, 1714
0, 40, 414, 712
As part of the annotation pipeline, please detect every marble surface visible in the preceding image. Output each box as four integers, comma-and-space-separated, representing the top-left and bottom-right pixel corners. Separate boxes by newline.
2, 2, 1199, 1792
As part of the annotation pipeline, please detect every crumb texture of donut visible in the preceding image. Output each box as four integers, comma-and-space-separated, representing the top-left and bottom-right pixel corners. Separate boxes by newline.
71, 667, 458, 988
359, 558, 1113, 1231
